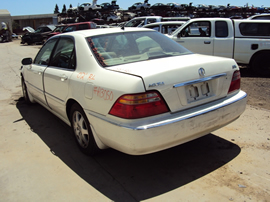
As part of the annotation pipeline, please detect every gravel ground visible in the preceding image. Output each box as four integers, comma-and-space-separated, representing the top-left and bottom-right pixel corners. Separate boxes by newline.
240, 66, 270, 110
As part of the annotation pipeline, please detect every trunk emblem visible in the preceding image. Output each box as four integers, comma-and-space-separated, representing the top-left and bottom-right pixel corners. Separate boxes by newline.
198, 68, 205, 77
149, 82, 165, 88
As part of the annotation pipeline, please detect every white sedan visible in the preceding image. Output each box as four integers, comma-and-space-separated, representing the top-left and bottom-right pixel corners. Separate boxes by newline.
20, 28, 247, 155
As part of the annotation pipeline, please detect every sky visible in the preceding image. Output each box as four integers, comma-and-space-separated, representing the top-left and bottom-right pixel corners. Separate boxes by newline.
2, 0, 269, 16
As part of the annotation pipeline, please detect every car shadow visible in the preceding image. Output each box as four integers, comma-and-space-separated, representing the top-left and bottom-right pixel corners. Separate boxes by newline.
16, 97, 241, 202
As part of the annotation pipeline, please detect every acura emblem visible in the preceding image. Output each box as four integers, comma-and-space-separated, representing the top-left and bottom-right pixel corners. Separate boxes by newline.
198, 68, 205, 77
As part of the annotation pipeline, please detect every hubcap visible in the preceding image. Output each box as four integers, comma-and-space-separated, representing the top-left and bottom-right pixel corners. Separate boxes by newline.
72, 111, 89, 148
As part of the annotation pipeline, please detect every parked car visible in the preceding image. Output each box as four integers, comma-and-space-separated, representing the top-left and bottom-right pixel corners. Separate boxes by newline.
150, 3, 171, 11
62, 22, 97, 33
20, 28, 247, 155
78, 2, 101, 11
121, 12, 136, 21
100, 1, 119, 10
125, 16, 189, 27
68, 1, 101, 12
103, 13, 121, 23
143, 21, 185, 34
166, 3, 182, 10
195, 4, 210, 12
21, 25, 55, 45
46, 24, 68, 39
128, 1, 151, 10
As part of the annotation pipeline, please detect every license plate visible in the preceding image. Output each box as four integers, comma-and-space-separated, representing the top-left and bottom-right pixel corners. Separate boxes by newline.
185, 81, 211, 103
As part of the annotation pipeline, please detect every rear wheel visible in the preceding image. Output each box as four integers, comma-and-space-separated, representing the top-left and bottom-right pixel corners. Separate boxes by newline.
70, 103, 100, 155
251, 52, 270, 76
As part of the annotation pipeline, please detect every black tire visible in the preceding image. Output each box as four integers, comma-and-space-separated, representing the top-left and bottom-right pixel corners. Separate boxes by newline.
70, 103, 100, 155
251, 52, 270, 77
21, 77, 31, 104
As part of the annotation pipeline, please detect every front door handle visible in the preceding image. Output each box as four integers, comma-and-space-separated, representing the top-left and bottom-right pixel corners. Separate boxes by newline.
204, 41, 211, 44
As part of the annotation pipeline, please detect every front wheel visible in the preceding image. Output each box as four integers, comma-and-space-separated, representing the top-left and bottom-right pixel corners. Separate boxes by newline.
70, 103, 100, 155
21, 77, 32, 104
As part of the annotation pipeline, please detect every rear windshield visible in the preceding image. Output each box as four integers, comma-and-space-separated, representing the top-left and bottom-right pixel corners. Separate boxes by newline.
239, 22, 270, 36
87, 31, 192, 67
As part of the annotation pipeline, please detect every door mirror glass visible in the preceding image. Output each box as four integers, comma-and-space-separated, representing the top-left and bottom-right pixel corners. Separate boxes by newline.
21, 58, 32, 65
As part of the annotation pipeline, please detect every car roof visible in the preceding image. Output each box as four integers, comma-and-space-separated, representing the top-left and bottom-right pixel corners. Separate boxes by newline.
247, 14, 270, 20
58, 27, 155, 38
143, 21, 186, 27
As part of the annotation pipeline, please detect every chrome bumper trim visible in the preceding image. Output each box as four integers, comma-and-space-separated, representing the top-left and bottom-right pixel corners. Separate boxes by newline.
88, 91, 247, 131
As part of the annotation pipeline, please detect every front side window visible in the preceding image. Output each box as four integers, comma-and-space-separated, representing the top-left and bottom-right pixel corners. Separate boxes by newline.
179, 21, 211, 37
87, 31, 191, 67
34, 38, 58, 65
50, 37, 76, 69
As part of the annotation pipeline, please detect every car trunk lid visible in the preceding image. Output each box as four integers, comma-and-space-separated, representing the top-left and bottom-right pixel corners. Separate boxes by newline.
107, 54, 237, 113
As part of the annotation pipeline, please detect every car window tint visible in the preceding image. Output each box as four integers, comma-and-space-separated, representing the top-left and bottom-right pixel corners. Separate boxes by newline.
50, 38, 75, 69
34, 38, 58, 65
215, 21, 228, 37
239, 23, 270, 36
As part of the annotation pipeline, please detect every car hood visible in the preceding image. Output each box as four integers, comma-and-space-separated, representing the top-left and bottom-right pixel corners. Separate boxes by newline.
107, 54, 238, 112
22, 26, 35, 33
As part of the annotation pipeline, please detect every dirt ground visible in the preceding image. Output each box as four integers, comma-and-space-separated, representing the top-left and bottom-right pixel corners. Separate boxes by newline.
240, 66, 270, 111
1, 39, 270, 201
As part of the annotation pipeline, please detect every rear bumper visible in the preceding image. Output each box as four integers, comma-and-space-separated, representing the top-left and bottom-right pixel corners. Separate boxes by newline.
86, 90, 247, 155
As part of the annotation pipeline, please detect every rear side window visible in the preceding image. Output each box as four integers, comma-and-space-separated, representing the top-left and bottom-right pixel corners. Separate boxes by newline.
215, 21, 228, 37
239, 23, 270, 36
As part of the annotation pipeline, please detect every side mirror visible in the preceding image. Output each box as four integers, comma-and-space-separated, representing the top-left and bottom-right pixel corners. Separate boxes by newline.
21, 58, 32, 65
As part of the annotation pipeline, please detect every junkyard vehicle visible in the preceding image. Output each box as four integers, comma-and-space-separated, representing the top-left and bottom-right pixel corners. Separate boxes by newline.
100, 1, 119, 10
21, 25, 55, 45
62, 22, 96, 32
128, 1, 151, 10
150, 3, 171, 11
46, 24, 68, 39
78, 2, 101, 11
20, 28, 247, 155
167, 18, 270, 76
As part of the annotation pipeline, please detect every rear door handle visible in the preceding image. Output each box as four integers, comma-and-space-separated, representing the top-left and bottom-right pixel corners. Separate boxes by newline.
204, 41, 211, 44
61, 75, 68, 81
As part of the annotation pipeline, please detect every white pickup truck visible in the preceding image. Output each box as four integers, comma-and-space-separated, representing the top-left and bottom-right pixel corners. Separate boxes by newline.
167, 18, 270, 75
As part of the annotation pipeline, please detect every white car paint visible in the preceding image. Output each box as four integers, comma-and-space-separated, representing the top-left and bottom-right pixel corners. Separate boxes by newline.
21, 28, 247, 155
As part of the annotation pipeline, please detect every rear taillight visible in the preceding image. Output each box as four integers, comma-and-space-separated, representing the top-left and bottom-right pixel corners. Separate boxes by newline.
228, 70, 241, 94
109, 91, 169, 119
